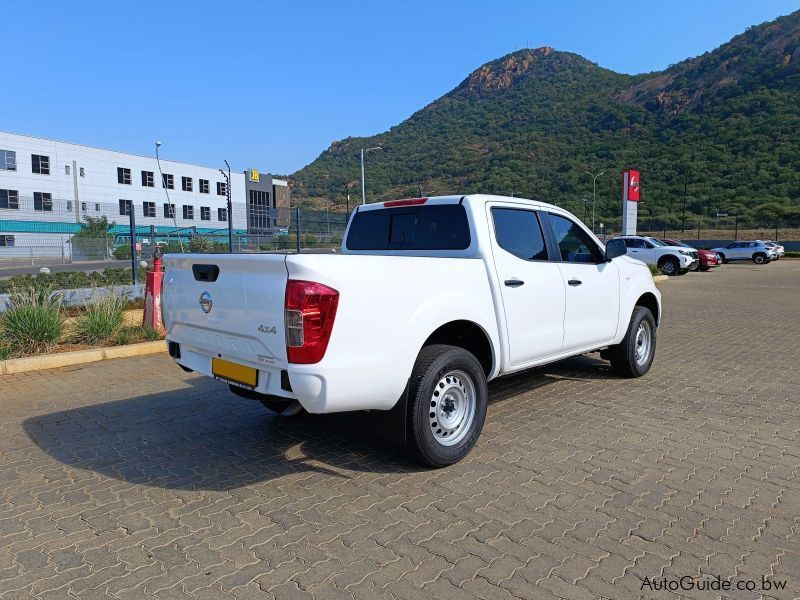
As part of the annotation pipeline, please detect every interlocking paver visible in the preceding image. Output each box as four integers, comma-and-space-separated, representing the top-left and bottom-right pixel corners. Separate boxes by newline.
1, 261, 799, 599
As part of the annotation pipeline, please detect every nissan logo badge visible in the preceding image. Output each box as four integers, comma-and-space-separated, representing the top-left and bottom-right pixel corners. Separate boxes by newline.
199, 291, 213, 313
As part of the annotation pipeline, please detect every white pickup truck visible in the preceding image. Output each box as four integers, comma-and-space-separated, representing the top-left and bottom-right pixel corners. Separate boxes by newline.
163, 195, 661, 467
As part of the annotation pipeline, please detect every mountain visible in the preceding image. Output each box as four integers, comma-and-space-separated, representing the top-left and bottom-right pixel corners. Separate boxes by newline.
291, 11, 800, 229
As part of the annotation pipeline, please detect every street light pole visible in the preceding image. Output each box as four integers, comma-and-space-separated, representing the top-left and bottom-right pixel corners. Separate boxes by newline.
219, 165, 233, 252
585, 171, 604, 233
360, 147, 382, 204
155, 141, 184, 251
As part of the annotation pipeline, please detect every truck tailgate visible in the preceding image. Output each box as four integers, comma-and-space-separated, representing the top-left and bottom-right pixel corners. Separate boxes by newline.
163, 253, 289, 368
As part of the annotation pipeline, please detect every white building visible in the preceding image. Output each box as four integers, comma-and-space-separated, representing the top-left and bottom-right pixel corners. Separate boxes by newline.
0, 131, 288, 256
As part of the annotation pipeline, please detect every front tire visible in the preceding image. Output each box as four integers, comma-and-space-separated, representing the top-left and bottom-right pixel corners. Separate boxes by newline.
406, 345, 487, 468
607, 307, 657, 378
659, 256, 679, 276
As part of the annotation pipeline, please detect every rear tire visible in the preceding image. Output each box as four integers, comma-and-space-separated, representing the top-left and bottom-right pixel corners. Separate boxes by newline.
752, 253, 768, 264
405, 345, 487, 468
659, 256, 679, 276
607, 307, 657, 378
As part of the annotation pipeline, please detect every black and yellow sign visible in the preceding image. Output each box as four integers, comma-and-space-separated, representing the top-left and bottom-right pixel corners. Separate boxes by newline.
249, 168, 260, 183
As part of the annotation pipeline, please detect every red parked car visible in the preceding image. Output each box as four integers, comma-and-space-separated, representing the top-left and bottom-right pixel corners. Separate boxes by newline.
660, 239, 720, 271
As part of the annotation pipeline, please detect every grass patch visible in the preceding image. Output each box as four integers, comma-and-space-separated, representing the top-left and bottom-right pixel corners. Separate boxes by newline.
647, 263, 662, 276
72, 295, 125, 344
0, 289, 65, 355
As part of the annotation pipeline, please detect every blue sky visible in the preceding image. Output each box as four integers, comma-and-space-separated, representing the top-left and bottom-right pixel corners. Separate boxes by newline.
5, 0, 797, 174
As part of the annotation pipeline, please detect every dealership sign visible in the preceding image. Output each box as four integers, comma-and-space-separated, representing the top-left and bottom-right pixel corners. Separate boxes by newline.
621, 169, 640, 235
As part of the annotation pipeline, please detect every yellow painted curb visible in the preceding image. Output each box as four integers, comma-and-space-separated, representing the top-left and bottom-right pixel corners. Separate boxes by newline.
0, 341, 167, 376
653, 275, 669, 283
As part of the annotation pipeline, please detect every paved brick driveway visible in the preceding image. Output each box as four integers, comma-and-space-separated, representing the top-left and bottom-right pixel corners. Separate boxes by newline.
1, 261, 799, 600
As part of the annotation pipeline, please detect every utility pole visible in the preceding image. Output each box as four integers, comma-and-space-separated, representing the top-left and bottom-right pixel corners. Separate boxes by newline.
360, 147, 382, 204
682, 168, 688, 233
127, 201, 138, 285
585, 171, 604, 233
219, 161, 233, 252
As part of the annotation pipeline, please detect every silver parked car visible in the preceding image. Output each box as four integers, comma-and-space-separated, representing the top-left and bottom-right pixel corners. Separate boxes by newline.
711, 241, 775, 264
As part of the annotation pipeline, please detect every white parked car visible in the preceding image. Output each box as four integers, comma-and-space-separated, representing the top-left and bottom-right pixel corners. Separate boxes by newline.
613, 235, 698, 275
163, 195, 662, 467
761, 241, 784, 260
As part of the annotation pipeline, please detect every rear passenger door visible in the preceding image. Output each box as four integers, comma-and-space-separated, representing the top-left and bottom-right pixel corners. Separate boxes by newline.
543, 213, 620, 352
488, 206, 566, 366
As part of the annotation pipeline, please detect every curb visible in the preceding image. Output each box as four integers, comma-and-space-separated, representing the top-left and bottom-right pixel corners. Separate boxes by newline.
0, 340, 166, 376
653, 275, 669, 283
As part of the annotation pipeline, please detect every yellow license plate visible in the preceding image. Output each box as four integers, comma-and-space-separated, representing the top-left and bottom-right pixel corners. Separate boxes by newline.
212, 358, 258, 388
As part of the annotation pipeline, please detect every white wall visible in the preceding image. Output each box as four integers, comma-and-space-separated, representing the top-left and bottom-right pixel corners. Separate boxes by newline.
0, 131, 247, 231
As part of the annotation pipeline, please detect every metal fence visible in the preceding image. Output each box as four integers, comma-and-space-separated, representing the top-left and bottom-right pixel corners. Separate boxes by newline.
1, 206, 351, 268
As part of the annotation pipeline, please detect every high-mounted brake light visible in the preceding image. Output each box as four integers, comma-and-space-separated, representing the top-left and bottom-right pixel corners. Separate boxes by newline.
383, 197, 428, 207
285, 280, 339, 364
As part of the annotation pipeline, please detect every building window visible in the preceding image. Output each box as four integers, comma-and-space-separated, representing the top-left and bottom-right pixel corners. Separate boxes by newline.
67, 200, 73, 211
218, 207, 228, 222
182, 176, 193, 192
143, 201, 156, 218
79, 167, 85, 177
200, 206, 211, 221
95, 203, 100, 212
142, 170, 154, 187
217, 181, 227, 196
0, 189, 20, 210
199, 179, 209, 194
119, 199, 132, 216
164, 203, 176, 218
162, 173, 174, 189
117, 167, 132, 185
34, 192, 53, 211
65, 164, 71, 175
0, 235, 14, 247
248, 189, 271, 232
182, 205, 194, 220
32, 154, 50, 175
81, 202, 87, 212
0, 149, 16, 171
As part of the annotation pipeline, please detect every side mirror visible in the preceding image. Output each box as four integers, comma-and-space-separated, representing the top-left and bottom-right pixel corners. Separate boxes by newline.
605, 238, 626, 261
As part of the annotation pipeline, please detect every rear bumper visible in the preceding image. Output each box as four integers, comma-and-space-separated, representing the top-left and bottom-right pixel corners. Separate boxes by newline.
169, 341, 403, 415
171, 343, 296, 401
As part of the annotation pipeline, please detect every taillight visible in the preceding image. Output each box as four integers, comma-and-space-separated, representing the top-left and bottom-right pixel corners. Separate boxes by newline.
383, 197, 428, 207
285, 280, 339, 364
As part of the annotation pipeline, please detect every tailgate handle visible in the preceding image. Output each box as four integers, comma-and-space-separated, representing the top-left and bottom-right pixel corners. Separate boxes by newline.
192, 264, 220, 282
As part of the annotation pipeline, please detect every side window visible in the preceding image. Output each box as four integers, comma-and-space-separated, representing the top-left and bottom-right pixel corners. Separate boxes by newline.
643, 240, 655, 248
547, 213, 603, 263
492, 208, 548, 261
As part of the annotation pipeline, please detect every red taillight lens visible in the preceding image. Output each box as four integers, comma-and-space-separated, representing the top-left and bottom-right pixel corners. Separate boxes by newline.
285, 280, 339, 364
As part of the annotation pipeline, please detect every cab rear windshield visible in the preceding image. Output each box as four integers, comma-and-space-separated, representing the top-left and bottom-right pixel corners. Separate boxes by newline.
345, 204, 471, 250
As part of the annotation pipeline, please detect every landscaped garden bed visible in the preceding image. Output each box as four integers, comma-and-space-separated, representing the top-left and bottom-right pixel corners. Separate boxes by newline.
0, 286, 161, 361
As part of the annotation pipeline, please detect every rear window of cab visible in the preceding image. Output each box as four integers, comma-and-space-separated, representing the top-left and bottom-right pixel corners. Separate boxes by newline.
346, 204, 471, 250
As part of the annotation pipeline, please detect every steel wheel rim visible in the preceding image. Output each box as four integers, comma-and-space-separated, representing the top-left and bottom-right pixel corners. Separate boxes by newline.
429, 370, 476, 446
662, 261, 675, 275
634, 321, 652, 366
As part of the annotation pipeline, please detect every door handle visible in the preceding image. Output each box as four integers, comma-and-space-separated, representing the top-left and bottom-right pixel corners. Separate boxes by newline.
504, 279, 524, 287
568, 279, 582, 287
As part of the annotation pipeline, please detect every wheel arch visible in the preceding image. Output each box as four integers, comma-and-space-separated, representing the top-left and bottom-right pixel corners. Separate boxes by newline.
635, 292, 661, 326
421, 320, 495, 378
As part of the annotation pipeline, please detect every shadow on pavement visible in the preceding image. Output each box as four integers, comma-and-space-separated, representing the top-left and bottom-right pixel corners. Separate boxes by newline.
23, 353, 617, 491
